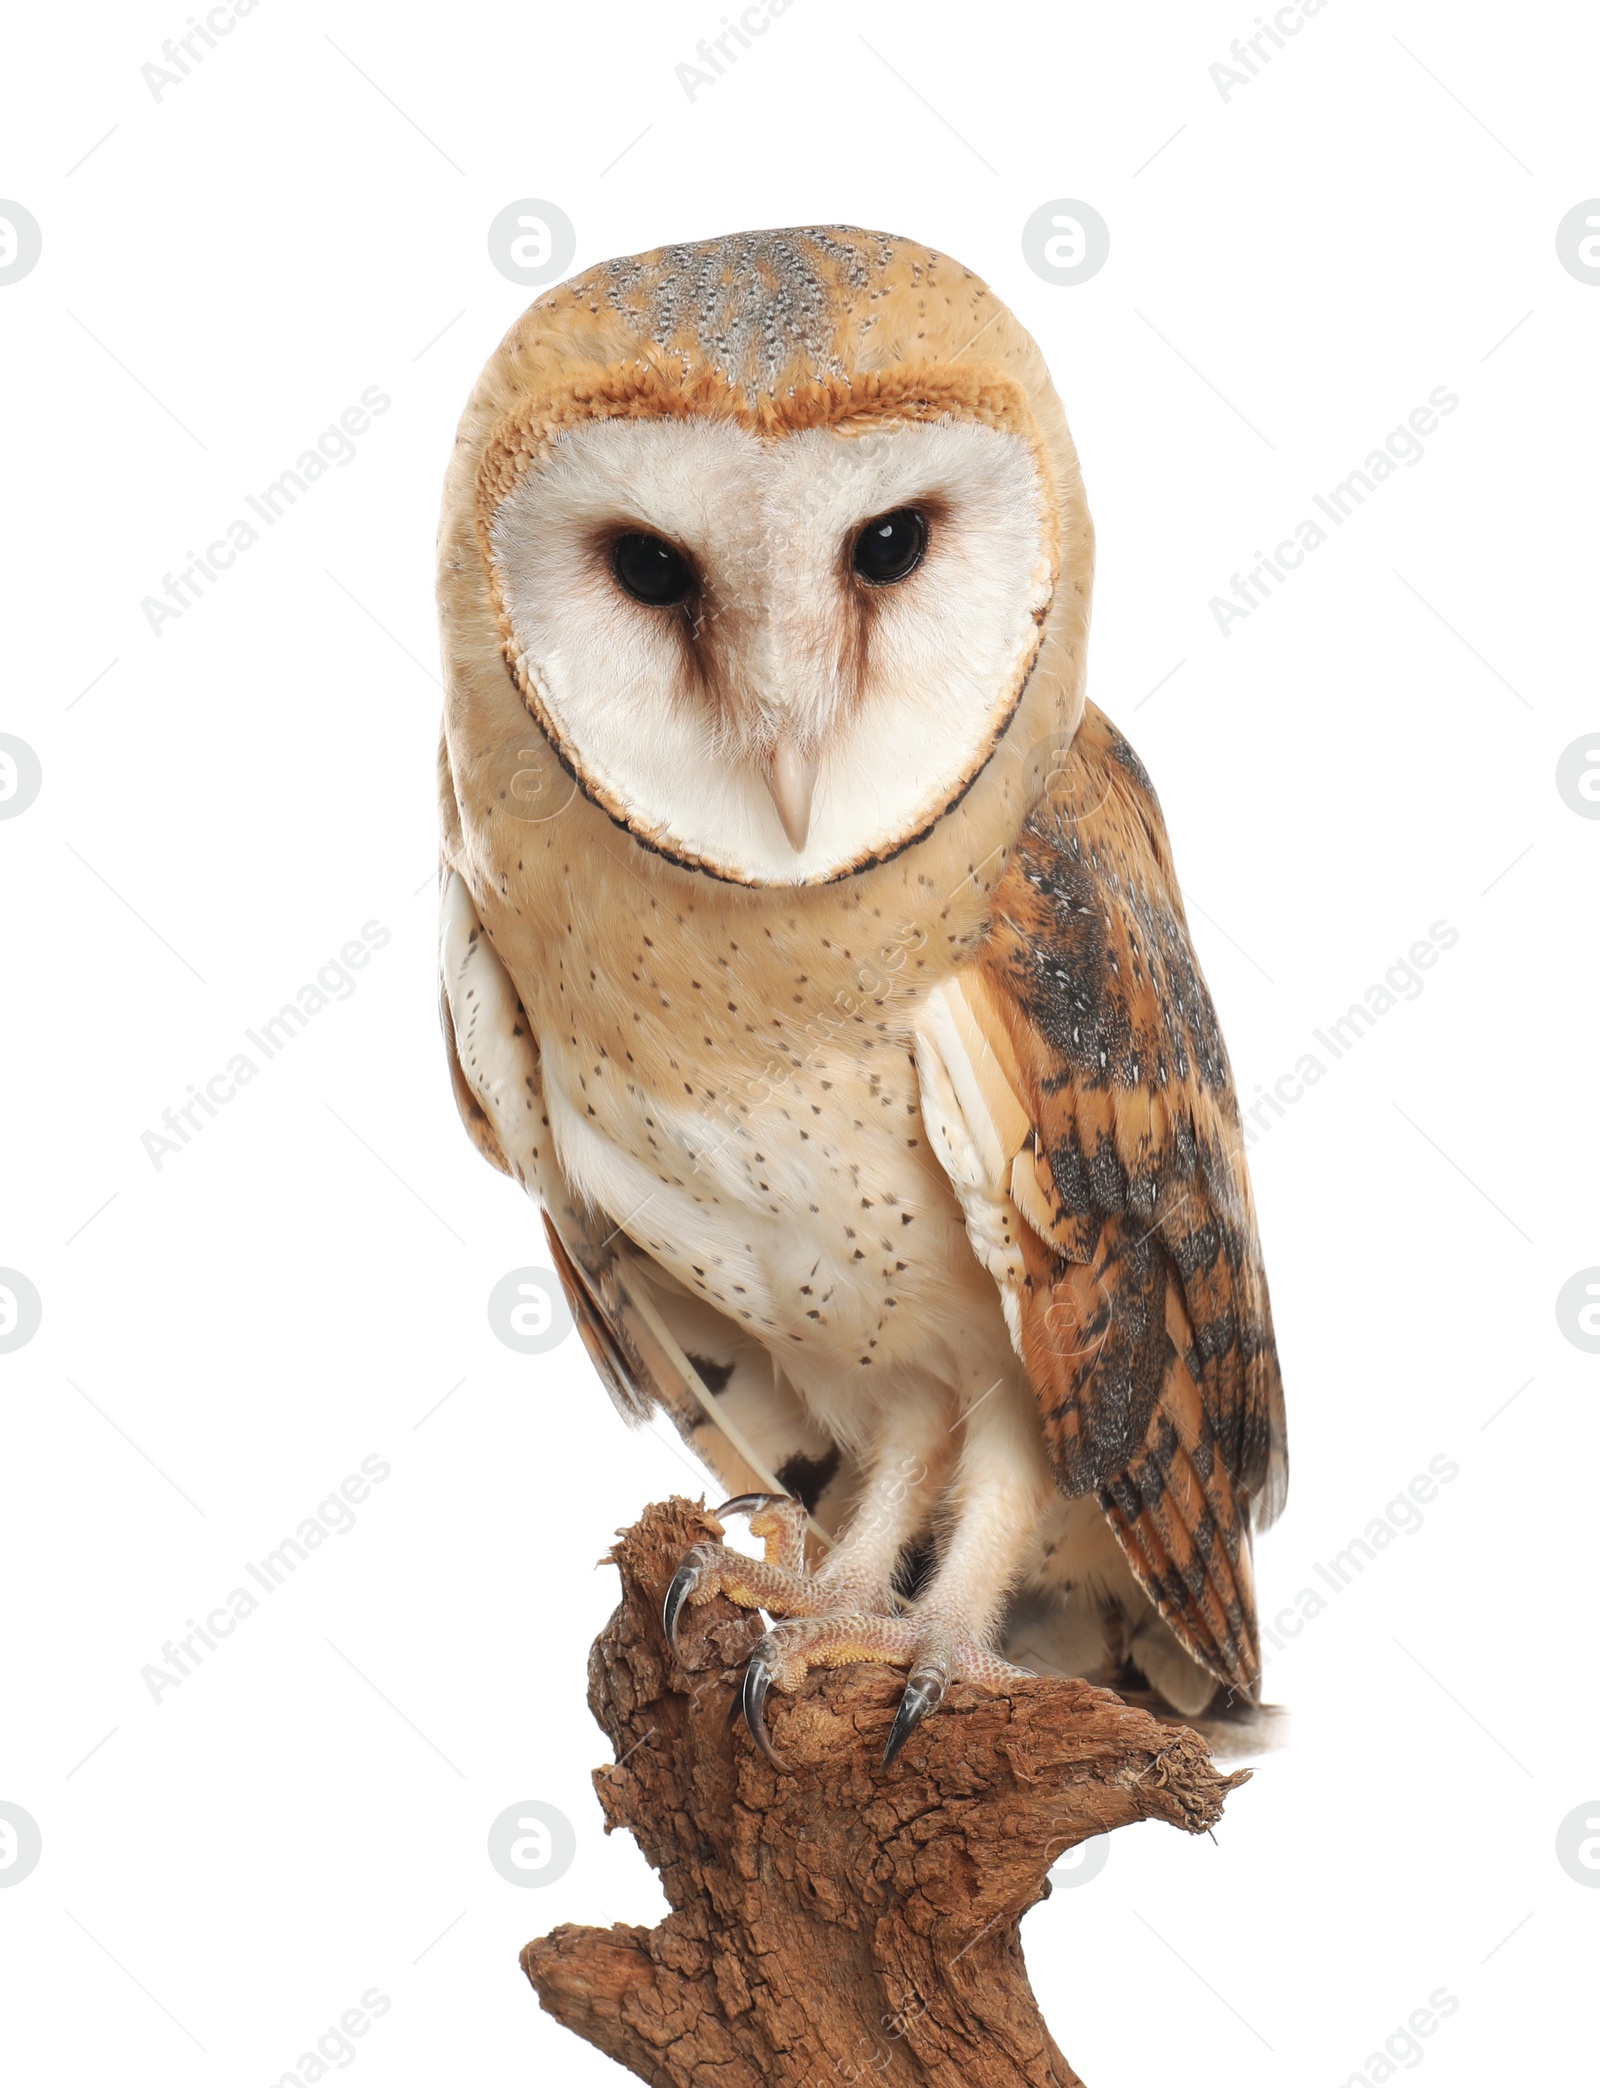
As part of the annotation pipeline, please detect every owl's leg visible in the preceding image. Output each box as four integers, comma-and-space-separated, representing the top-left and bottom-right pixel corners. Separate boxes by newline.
813, 1400, 954, 1609
664, 1404, 949, 1652
738, 1377, 1051, 1768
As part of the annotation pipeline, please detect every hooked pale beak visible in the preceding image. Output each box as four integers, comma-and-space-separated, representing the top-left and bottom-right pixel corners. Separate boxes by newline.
763, 737, 818, 853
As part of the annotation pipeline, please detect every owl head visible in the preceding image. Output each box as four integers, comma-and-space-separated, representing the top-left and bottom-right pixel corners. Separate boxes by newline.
440, 227, 1094, 887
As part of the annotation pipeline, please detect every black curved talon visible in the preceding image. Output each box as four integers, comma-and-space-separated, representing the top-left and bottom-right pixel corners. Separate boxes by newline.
740, 1642, 789, 1769
713, 1493, 787, 1522
662, 1551, 705, 1651
882, 1664, 948, 1768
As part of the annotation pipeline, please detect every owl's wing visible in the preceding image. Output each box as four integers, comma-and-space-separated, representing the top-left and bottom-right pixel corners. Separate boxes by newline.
438, 866, 851, 1528
915, 703, 1286, 1698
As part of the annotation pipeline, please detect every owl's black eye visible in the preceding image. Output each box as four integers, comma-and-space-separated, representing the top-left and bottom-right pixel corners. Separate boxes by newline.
851, 507, 927, 585
612, 531, 695, 607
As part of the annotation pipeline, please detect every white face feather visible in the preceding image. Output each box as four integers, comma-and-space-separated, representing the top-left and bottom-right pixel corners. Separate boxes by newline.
487, 415, 1053, 884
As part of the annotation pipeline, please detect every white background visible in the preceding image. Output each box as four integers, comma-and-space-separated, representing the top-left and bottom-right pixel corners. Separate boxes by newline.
2, 2, 1597, 2083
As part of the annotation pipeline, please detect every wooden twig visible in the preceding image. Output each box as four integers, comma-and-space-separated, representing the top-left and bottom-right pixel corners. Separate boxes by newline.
522, 1498, 1250, 2087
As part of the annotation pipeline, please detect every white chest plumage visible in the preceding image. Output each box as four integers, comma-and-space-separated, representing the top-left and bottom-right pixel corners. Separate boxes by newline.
536, 979, 1013, 1432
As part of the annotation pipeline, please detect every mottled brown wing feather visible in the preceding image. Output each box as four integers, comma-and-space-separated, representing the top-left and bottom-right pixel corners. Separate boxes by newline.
975, 703, 1286, 1697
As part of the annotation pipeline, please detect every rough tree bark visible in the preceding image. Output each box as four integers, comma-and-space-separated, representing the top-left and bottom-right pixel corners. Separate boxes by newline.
522, 1498, 1250, 2087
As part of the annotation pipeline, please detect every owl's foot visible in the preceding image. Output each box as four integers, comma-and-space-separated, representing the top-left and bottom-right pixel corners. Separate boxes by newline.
663, 1495, 821, 1650
664, 1499, 1021, 1768
738, 1612, 1031, 1771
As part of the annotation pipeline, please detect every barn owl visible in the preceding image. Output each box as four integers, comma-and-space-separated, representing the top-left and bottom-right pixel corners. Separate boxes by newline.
436, 227, 1286, 1765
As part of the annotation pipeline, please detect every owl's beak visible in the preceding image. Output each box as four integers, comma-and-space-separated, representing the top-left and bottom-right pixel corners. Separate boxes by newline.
763, 738, 817, 853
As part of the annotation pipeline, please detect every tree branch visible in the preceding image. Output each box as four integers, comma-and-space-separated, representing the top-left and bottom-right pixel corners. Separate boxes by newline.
522, 1498, 1249, 2086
